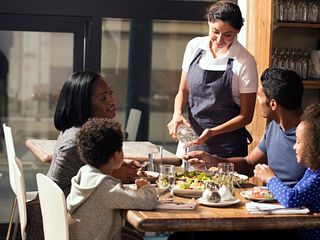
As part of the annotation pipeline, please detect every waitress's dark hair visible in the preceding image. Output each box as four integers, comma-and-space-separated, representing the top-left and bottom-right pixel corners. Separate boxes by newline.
54, 71, 101, 131
206, 1, 244, 30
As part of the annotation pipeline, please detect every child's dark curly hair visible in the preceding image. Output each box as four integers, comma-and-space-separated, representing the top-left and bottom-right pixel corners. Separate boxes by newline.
76, 118, 123, 169
300, 103, 320, 171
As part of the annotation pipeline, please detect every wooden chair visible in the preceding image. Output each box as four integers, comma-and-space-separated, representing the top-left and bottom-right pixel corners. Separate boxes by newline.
3, 123, 37, 240
125, 108, 142, 141
36, 173, 69, 240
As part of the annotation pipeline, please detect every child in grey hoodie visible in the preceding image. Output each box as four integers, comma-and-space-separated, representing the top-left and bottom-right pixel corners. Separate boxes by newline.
66, 118, 158, 240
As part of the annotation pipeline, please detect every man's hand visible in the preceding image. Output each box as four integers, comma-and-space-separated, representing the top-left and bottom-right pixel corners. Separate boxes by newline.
112, 159, 141, 183
186, 158, 207, 170
183, 150, 220, 169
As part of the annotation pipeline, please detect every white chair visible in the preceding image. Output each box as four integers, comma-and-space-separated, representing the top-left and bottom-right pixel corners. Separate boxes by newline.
125, 108, 142, 141
12, 156, 28, 240
3, 123, 37, 240
36, 173, 69, 240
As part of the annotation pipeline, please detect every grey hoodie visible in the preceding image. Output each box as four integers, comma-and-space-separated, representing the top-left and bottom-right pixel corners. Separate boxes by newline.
67, 165, 158, 240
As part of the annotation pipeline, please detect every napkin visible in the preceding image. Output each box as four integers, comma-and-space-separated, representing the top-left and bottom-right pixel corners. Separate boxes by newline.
246, 202, 310, 215
155, 201, 197, 211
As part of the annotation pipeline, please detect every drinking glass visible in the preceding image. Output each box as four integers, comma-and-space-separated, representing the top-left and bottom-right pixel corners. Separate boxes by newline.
157, 165, 175, 200
148, 145, 163, 172
217, 162, 234, 194
158, 165, 175, 189
182, 146, 196, 172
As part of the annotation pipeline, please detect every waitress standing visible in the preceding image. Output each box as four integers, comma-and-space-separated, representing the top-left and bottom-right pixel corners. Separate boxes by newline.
167, 0, 258, 157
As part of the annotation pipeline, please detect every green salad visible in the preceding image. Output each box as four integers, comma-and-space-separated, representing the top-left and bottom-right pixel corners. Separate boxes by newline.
175, 170, 246, 190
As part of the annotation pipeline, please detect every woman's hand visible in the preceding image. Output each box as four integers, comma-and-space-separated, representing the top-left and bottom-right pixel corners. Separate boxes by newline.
190, 128, 215, 146
254, 164, 275, 183
167, 115, 190, 140
112, 159, 141, 183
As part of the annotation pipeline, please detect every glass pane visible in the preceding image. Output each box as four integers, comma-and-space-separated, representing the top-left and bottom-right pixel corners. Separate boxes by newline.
0, 31, 73, 222
101, 19, 207, 152
150, 20, 207, 152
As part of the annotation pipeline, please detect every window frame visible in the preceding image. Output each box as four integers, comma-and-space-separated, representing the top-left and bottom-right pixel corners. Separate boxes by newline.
0, 14, 101, 72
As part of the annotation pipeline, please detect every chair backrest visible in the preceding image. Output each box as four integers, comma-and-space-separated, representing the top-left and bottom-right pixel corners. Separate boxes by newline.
125, 108, 142, 141
3, 123, 17, 194
36, 173, 69, 240
13, 156, 27, 240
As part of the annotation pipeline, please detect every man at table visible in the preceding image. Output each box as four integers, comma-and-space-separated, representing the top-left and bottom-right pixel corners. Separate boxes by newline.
185, 67, 307, 186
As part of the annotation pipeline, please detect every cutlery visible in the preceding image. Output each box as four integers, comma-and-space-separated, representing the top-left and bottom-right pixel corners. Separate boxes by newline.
255, 206, 306, 214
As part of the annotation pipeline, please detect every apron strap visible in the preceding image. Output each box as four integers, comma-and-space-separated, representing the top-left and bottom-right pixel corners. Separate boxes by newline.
189, 48, 203, 67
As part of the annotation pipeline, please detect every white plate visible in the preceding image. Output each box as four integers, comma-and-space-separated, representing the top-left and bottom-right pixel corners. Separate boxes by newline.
198, 197, 241, 207
172, 187, 204, 198
233, 173, 248, 185
240, 190, 276, 202
123, 183, 157, 190
134, 171, 159, 183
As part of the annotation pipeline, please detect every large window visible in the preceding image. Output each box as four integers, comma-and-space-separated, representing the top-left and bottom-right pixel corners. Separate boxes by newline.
0, 19, 81, 222
0, 1, 210, 226
101, 19, 207, 152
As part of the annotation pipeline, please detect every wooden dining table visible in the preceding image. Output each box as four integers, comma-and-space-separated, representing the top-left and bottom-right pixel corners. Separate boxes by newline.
25, 139, 182, 166
123, 182, 320, 233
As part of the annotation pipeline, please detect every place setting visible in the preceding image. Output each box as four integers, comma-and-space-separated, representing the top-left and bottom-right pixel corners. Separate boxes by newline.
155, 164, 197, 211
240, 186, 277, 202
197, 182, 241, 207
245, 202, 310, 215
196, 163, 242, 207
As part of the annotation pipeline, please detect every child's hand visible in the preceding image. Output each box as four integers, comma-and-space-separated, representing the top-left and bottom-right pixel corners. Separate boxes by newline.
135, 178, 150, 189
254, 164, 275, 183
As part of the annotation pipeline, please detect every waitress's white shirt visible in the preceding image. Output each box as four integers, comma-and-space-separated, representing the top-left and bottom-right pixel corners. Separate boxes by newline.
182, 36, 258, 105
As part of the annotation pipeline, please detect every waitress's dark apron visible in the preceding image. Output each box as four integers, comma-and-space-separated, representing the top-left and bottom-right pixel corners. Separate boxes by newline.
187, 49, 252, 157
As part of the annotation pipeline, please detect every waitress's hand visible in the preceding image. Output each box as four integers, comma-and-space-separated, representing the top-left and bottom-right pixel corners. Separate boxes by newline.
254, 164, 275, 183
167, 115, 190, 140
191, 128, 215, 146
113, 159, 141, 183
